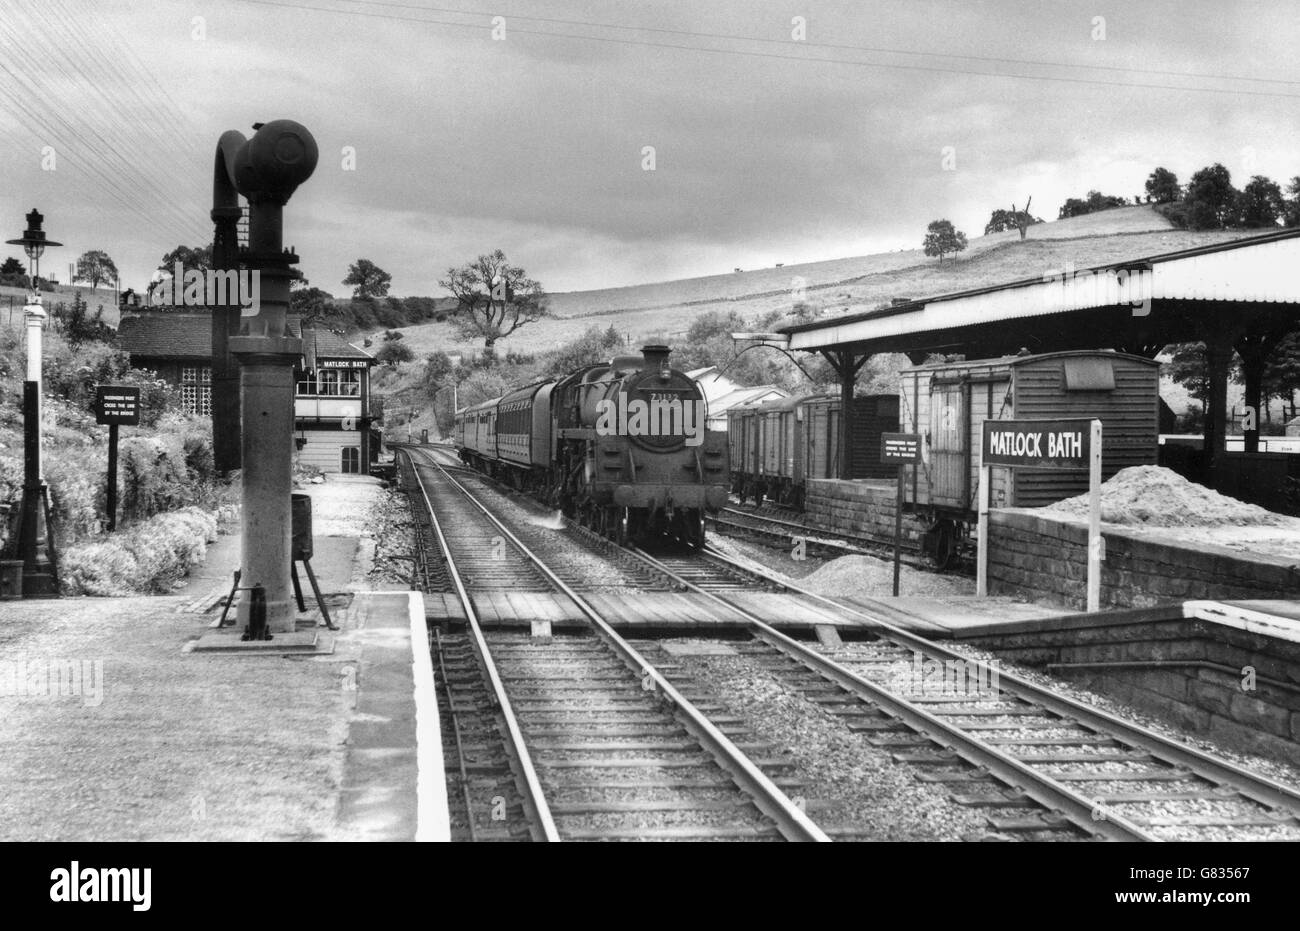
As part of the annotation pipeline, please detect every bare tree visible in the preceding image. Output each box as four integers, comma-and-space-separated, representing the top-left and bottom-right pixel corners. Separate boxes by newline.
1012, 196, 1033, 240
438, 249, 548, 362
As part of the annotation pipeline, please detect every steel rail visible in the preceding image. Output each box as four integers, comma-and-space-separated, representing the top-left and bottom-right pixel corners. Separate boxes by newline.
627, 544, 1157, 841
413, 448, 829, 843
403, 450, 561, 842
700, 544, 1300, 818
433, 628, 480, 842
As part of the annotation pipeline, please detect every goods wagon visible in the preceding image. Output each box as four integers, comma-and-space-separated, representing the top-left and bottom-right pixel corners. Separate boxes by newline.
899, 349, 1160, 566
728, 394, 899, 508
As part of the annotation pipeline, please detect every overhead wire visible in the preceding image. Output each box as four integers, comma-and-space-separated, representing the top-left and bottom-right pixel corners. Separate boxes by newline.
336, 0, 1300, 89
232, 0, 1300, 100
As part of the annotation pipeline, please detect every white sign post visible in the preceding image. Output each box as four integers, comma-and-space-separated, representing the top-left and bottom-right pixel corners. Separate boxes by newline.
976, 430, 989, 597
978, 417, 1104, 611
1086, 418, 1103, 613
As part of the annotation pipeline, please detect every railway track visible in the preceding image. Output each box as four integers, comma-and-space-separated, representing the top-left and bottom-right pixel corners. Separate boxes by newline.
400, 445, 1300, 841
627, 544, 1300, 842
400, 447, 829, 841
708, 503, 974, 576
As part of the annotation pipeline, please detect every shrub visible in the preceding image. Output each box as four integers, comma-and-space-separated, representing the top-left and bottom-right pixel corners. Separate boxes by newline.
119, 433, 191, 521
60, 542, 141, 596
60, 506, 217, 595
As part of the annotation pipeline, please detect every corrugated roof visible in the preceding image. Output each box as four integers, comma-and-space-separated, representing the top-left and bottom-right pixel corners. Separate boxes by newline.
781, 227, 1300, 352
708, 385, 788, 415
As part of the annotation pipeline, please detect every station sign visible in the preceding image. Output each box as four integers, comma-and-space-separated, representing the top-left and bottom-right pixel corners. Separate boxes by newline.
320, 360, 368, 368
94, 386, 141, 426
881, 432, 922, 464
982, 418, 1091, 470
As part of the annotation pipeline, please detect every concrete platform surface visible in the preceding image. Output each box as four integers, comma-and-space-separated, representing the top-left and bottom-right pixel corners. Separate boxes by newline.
1184, 599, 1300, 644
0, 472, 446, 842
0, 590, 443, 841
841, 594, 1068, 636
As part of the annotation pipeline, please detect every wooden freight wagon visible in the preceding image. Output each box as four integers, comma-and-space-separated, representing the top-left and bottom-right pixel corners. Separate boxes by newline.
727, 394, 899, 508
899, 350, 1159, 565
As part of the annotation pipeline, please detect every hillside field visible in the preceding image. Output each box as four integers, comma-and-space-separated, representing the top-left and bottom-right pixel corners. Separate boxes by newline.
375, 206, 1260, 361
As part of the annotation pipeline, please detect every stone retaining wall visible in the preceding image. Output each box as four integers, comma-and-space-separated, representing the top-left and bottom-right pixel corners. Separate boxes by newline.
988, 509, 1300, 610
805, 478, 927, 543
960, 611, 1300, 765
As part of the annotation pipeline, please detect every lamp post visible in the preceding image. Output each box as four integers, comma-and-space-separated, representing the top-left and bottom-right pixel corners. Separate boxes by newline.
5, 209, 63, 596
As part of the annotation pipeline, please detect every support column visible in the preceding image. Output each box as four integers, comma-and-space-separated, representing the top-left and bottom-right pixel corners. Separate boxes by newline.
210, 202, 243, 474
1234, 330, 1288, 454
1202, 335, 1232, 481
838, 352, 854, 479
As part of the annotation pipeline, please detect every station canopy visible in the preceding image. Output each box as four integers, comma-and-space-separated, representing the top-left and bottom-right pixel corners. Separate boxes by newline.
769, 227, 1300, 361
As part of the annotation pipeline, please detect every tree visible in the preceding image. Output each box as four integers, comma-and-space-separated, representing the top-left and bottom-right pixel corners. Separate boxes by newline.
1165, 342, 1211, 408
1235, 175, 1285, 228
343, 258, 392, 299
1058, 190, 1127, 219
1284, 177, 1300, 228
290, 286, 334, 322
1009, 197, 1040, 240
158, 244, 212, 272
425, 349, 455, 388
74, 250, 118, 290
1184, 163, 1237, 230
1, 256, 25, 276
541, 325, 625, 377
374, 341, 414, 365
52, 291, 113, 347
922, 219, 967, 263
1261, 331, 1300, 421
1145, 167, 1181, 204
439, 249, 549, 363
984, 208, 1016, 234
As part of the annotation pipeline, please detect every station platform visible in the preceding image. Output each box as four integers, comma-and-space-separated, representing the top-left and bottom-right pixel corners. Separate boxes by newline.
0, 476, 448, 842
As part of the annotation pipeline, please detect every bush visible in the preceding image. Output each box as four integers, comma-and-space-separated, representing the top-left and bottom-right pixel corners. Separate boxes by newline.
375, 341, 415, 365
119, 433, 191, 521
60, 506, 217, 595
60, 542, 141, 596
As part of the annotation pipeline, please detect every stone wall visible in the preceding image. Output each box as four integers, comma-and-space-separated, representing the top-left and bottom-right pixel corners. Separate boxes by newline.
987, 509, 1300, 610
804, 478, 927, 543
960, 610, 1300, 765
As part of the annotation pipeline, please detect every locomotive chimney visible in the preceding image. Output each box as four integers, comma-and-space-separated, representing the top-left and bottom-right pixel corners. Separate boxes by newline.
641, 344, 671, 377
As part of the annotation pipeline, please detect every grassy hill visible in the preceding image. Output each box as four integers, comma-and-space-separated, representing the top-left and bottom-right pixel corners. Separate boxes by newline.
376, 206, 1261, 360
0, 282, 120, 331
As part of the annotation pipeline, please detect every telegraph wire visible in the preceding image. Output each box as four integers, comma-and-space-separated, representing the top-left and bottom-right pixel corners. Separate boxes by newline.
232, 0, 1300, 100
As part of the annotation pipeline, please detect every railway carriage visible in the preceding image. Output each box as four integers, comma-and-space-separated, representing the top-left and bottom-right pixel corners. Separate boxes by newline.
899, 349, 1160, 565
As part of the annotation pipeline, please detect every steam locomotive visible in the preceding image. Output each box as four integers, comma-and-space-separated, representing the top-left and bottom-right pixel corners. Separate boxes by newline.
454, 345, 730, 547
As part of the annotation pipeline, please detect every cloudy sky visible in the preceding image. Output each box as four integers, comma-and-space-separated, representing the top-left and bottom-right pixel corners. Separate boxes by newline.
3, 0, 1300, 297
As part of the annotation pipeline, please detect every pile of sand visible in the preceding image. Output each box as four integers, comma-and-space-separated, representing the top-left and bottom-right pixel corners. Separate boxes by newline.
1043, 465, 1285, 527
796, 554, 972, 598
